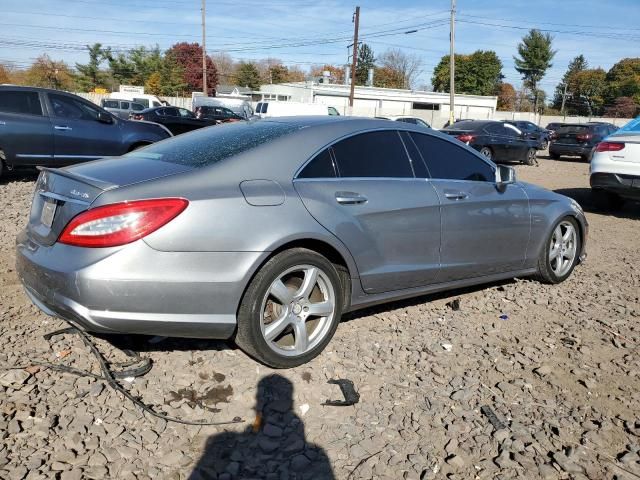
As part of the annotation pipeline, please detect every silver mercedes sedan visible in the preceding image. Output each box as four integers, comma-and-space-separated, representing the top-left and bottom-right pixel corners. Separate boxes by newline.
17, 117, 587, 368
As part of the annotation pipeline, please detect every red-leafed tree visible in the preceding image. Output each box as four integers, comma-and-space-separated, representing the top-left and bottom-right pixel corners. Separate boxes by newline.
165, 42, 218, 95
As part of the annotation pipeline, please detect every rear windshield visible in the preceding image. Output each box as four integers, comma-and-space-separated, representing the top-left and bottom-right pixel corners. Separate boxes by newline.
557, 125, 590, 134
126, 121, 301, 168
446, 121, 484, 130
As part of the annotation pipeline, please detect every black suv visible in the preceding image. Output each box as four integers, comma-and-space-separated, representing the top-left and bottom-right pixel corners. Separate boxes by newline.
132, 106, 217, 135
194, 105, 244, 123
0, 86, 171, 178
549, 122, 618, 161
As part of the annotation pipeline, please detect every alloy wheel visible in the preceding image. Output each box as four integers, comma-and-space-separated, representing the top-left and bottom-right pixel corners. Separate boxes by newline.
480, 147, 492, 159
548, 221, 577, 277
260, 264, 336, 357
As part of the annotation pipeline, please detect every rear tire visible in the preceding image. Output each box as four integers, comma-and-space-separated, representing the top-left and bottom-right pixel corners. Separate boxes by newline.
0, 150, 5, 179
524, 148, 537, 165
536, 216, 581, 284
592, 189, 624, 210
235, 248, 343, 368
479, 147, 493, 160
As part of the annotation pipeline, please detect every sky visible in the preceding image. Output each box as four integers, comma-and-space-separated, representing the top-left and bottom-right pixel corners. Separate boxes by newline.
1, 0, 639, 98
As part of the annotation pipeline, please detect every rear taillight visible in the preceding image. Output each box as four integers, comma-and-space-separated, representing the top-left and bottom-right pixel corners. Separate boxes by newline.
59, 198, 188, 248
132, 114, 143, 120
595, 141, 625, 152
576, 133, 592, 142
456, 134, 476, 143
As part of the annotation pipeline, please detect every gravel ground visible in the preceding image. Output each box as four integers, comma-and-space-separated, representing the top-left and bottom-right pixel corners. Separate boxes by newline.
0, 156, 639, 480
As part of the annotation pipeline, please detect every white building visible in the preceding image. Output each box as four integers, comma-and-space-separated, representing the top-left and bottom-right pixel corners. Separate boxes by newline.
253, 82, 497, 128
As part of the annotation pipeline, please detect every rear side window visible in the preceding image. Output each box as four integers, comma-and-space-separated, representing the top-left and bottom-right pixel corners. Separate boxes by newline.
298, 149, 336, 178
0, 91, 42, 116
331, 131, 414, 178
49, 94, 100, 121
410, 133, 494, 182
127, 121, 301, 168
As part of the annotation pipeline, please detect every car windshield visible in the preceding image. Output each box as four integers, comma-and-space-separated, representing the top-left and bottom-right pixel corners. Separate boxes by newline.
126, 121, 301, 168
615, 116, 640, 133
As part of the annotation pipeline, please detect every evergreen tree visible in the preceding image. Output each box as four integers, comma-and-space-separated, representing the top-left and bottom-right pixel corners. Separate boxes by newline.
234, 62, 261, 90
514, 29, 556, 113
552, 55, 588, 113
355, 43, 375, 85
75, 43, 109, 91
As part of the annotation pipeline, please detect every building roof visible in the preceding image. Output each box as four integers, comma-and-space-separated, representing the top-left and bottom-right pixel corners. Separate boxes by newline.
216, 85, 252, 95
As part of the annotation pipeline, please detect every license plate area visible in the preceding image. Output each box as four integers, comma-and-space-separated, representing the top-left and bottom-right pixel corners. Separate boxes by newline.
40, 198, 57, 228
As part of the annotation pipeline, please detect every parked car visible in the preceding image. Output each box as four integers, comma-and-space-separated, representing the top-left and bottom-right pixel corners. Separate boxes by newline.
590, 117, 640, 208
545, 122, 564, 141
502, 120, 550, 149
442, 118, 474, 128
132, 106, 217, 135
192, 95, 254, 119
0, 86, 171, 177
195, 105, 244, 123
108, 92, 164, 109
375, 116, 431, 128
549, 122, 618, 161
441, 120, 539, 165
100, 98, 146, 119
17, 117, 587, 368
255, 101, 340, 118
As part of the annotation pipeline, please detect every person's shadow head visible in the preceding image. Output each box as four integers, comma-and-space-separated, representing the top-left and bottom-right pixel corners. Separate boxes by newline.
189, 374, 335, 480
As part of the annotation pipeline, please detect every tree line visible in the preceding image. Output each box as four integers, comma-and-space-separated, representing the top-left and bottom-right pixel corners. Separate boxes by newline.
0, 31, 638, 118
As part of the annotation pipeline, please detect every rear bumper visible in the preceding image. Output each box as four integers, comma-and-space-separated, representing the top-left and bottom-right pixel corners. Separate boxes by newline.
549, 143, 593, 157
16, 230, 268, 338
590, 172, 640, 199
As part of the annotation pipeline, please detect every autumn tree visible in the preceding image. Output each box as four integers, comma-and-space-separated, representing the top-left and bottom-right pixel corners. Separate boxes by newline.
568, 68, 607, 116
75, 43, 110, 91
144, 72, 162, 95
234, 62, 261, 90
25, 55, 75, 90
165, 42, 218, 94
310, 64, 344, 84
287, 66, 306, 82
604, 96, 639, 118
356, 43, 375, 85
552, 54, 587, 114
432, 50, 503, 96
497, 82, 516, 111
0, 64, 11, 84
377, 49, 422, 89
514, 29, 556, 113
373, 65, 404, 89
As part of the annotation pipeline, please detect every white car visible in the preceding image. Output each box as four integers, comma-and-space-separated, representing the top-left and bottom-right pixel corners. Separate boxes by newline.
375, 115, 431, 128
255, 101, 340, 118
590, 117, 640, 207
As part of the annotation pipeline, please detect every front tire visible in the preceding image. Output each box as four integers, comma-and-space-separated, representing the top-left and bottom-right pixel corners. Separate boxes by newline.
549, 152, 560, 160
536, 216, 581, 284
524, 148, 537, 165
235, 248, 343, 368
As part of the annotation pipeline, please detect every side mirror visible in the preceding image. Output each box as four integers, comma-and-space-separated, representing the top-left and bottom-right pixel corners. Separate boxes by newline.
496, 165, 516, 187
97, 111, 114, 124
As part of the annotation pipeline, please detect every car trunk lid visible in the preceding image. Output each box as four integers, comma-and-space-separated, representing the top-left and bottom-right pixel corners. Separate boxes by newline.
28, 158, 193, 246
555, 125, 590, 144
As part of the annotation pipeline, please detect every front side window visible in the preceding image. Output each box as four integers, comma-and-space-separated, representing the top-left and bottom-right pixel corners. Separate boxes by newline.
49, 94, 99, 121
120, 101, 130, 109
178, 108, 195, 118
409, 133, 494, 182
131, 103, 144, 111
298, 149, 337, 178
0, 91, 42, 116
163, 107, 180, 117
331, 131, 414, 178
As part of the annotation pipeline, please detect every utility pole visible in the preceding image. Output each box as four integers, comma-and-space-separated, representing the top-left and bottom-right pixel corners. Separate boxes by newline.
449, 0, 456, 125
560, 82, 569, 119
348, 6, 360, 110
201, 0, 207, 96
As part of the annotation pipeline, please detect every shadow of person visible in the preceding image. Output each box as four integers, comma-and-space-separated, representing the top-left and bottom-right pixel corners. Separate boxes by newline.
189, 374, 335, 480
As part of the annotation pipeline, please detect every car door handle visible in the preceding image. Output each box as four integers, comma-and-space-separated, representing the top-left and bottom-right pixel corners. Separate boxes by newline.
335, 192, 368, 205
0, 121, 6, 125
54, 125, 72, 131
444, 191, 468, 200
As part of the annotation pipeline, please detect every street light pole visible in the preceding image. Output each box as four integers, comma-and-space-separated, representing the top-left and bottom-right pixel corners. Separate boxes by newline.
201, 0, 207, 96
449, 0, 456, 125
348, 6, 360, 111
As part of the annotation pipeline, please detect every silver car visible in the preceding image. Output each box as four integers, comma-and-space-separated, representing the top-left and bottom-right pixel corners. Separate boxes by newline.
16, 117, 588, 368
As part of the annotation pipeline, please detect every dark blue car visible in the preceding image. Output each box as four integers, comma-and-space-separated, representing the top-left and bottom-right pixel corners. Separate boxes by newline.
0, 86, 171, 178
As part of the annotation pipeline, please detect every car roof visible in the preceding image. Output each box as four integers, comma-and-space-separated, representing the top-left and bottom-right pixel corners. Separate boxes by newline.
442, 120, 496, 130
